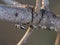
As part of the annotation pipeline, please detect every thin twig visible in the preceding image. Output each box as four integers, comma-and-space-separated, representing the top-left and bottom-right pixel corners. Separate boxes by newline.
17, 26, 33, 45
54, 32, 60, 45
35, 0, 41, 13
41, 0, 49, 10
41, 0, 44, 9
1, 0, 34, 8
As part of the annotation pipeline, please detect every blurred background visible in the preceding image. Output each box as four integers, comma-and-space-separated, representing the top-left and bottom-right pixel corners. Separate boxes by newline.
0, 0, 60, 45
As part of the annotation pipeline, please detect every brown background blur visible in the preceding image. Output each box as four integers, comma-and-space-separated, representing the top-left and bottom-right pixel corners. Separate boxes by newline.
0, 0, 60, 45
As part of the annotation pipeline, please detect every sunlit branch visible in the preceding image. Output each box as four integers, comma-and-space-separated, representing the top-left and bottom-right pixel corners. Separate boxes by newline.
54, 32, 60, 45
41, 0, 49, 10
35, 0, 41, 13
1, 0, 34, 8
17, 26, 33, 45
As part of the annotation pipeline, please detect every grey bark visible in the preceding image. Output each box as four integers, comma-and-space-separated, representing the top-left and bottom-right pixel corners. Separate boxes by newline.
1, 0, 20, 5
0, 0, 60, 45
0, 4, 32, 24
39, 9, 60, 31
0, 4, 60, 32
0, 0, 60, 32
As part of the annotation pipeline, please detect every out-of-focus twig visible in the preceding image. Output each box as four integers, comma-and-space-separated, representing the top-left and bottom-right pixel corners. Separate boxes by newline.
41, 0, 49, 10
35, 0, 49, 13
54, 32, 60, 45
41, 0, 44, 9
1, 0, 34, 8
35, 0, 41, 13
1, 0, 25, 8
1, 0, 20, 5
17, 26, 33, 45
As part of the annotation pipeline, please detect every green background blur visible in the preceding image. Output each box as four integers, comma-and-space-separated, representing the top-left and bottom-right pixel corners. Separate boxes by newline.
0, 0, 60, 45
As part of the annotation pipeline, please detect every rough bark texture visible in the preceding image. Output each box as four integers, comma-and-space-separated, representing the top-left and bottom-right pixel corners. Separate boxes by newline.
0, 4, 32, 24
0, 4, 42, 28
39, 9, 60, 31
0, 4, 60, 31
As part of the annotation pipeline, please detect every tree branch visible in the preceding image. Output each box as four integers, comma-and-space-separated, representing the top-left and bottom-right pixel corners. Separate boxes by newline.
0, 0, 60, 45
0, 4, 33, 24
1, 0, 34, 8
1, 0, 23, 7
35, 0, 41, 13
17, 26, 33, 45
1, 0, 19, 5
41, 0, 49, 10
54, 32, 60, 45
0, 0, 60, 31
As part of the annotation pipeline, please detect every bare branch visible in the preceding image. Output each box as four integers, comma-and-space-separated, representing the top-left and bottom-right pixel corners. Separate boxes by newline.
54, 32, 60, 45
1, 0, 18, 5
17, 26, 33, 45
0, 4, 60, 32
35, 0, 41, 13
1, 0, 60, 45
41, 0, 49, 10
1, 0, 26, 8
1, 0, 34, 8
0, 4, 33, 24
